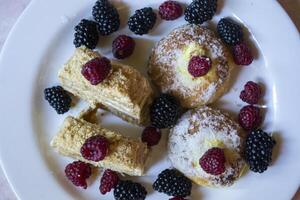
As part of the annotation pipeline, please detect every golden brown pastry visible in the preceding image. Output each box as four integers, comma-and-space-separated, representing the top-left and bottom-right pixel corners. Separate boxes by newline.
148, 24, 233, 108
50, 116, 149, 176
59, 46, 153, 125
168, 106, 246, 187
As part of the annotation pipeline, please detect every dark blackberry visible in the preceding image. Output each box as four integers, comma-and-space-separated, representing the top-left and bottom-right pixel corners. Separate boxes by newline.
92, 0, 120, 35
244, 129, 276, 173
184, 0, 217, 25
153, 169, 192, 197
150, 94, 181, 129
73, 19, 99, 49
217, 18, 243, 45
44, 86, 71, 114
128, 7, 157, 35
114, 180, 147, 200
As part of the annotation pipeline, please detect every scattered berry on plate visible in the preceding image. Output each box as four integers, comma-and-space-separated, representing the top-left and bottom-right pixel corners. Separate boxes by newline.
153, 169, 192, 197
150, 94, 181, 129
169, 197, 187, 200
199, 147, 226, 175
112, 35, 135, 59
240, 81, 262, 104
184, 0, 217, 25
232, 42, 254, 65
128, 7, 157, 35
80, 135, 109, 162
244, 129, 276, 173
159, 1, 183, 21
114, 180, 147, 200
141, 126, 162, 146
100, 169, 119, 195
65, 161, 91, 189
81, 57, 111, 85
92, 0, 120, 35
73, 19, 99, 49
238, 105, 262, 130
44, 86, 72, 114
188, 56, 212, 77
217, 18, 243, 46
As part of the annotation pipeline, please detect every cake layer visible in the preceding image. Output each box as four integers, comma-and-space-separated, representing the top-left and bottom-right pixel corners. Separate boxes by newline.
51, 116, 149, 176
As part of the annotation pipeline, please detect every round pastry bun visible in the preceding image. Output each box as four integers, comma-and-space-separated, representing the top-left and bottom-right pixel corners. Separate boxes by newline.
148, 24, 234, 108
168, 106, 246, 187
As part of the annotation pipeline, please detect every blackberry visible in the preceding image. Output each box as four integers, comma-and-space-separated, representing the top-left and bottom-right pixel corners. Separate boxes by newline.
244, 129, 276, 173
150, 94, 181, 129
73, 19, 99, 49
92, 0, 120, 35
44, 86, 71, 114
184, 0, 217, 25
153, 169, 192, 197
128, 7, 157, 35
114, 180, 147, 200
217, 18, 243, 45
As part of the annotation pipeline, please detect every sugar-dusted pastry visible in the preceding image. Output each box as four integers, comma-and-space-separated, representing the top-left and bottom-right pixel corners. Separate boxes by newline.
51, 116, 149, 176
168, 106, 246, 187
148, 24, 233, 108
59, 46, 153, 125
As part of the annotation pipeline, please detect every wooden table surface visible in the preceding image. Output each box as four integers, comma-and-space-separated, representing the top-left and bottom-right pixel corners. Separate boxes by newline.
0, 0, 299, 199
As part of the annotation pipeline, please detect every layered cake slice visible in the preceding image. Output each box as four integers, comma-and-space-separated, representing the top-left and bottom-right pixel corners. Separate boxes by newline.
58, 46, 153, 125
51, 116, 149, 176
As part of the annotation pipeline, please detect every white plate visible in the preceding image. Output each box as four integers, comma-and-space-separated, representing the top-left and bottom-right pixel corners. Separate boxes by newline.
0, 0, 300, 199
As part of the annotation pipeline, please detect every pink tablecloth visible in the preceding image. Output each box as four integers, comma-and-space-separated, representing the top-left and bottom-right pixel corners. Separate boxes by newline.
0, 0, 299, 199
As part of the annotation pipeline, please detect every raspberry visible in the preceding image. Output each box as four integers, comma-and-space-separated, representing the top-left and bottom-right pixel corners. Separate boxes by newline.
199, 147, 225, 175
80, 135, 109, 161
150, 94, 181, 129
141, 126, 162, 146
244, 129, 276, 173
44, 86, 72, 114
217, 18, 243, 46
92, 0, 120, 35
238, 105, 262, 130
170, 197, 187, 200
81, 57, 111, 85
153, 169, 192, 197
100, 169, 119, 194
159, 1, 183, 21
73, 19, 99, 49
114, 180, 147, 200
232, 42, 254, 66
240, 81, 262, 104
128, 7, 157, 35
188, 56, 212, 77
112, 35, 135, 59
184, 0, 217, 25
65, 161, 91, 189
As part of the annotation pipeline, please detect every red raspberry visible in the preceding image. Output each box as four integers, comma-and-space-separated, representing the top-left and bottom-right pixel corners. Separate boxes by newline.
169, 197, 187, 200
232, 42, 253, 66
81, 57, 111, 85
112, 35, 135, 59
238, 105, 262, 130
240, 81, 262, 104
99, 169, 119, 194
141, 126, 161, 146
65, 161, 91, 189
80, 135, 109, 161
199, 147, 225, 175
188, 56, 212, 77
159, 1, 183, 21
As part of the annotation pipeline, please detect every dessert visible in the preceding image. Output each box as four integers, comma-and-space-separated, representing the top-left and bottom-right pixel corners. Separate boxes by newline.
168, 106, 246, 187
58, 46, 153, 125
148, 24, 233, 108
50, 116, 149, 176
